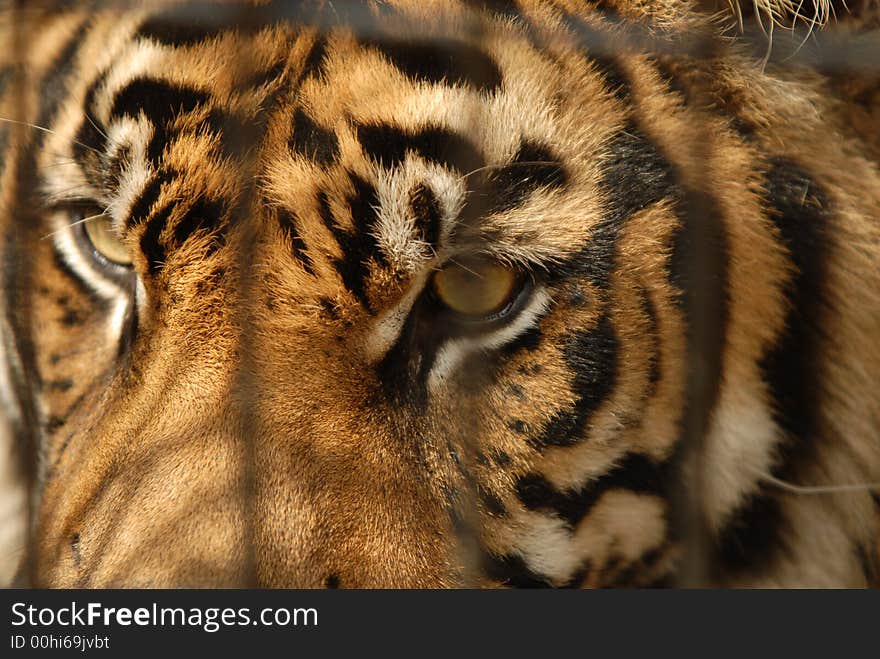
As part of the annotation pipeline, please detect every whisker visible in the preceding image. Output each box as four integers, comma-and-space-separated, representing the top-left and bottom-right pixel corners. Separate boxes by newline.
0, 116, 102, 156
458, 160, 562, 183
757, 470, 880, 495
446, 257, 484, 278
43, 184, 101, 205
40, 210, 109, 241
84, 111, 109, 142
41, 159, 79, 169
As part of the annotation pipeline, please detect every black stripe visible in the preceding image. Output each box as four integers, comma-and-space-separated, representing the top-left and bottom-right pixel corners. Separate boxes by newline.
717, 159, 830, 575
363, 38, 502, 93
137, 12, 231, 47
317, 180, 383, 310
531, 313, 618, 448
716, 489, 785, 573
356, 123, 484, 175
649, 57, 690, 100
277, 209, 315, 274
760, 158, 829, 463
484, 140, 567, 216
290, 108, 339, 166
137, 19, 221, 48
591, 55, 630, 101
110, 78, 210, 126
135, 2, 281, 47
302, 37, 328, 77
146, 126, 171, 165
516, 452, 666, 528
553, 126, 679, 289
139, 204, 173, 274
347, 172, 385, 269
408, 184, 442, 250
118, 292, 139, 360
245, 59, 287, 90
172, 196, 226, 245
374, 296, 440, 409
126, 173, 167, 230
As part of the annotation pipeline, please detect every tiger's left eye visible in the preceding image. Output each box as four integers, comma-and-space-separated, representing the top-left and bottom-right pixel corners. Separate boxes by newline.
431, 259, 523, 319
83, 214, 132, 266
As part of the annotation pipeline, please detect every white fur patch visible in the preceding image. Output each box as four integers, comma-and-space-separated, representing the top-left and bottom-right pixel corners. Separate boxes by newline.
428, 288, 551, 390
363, 269, 432, 363
50, 211, 132, 342
104, 116, 155, 229
702, 384, 779, 529
373, 154, 466, 274
513, 512, 584, 582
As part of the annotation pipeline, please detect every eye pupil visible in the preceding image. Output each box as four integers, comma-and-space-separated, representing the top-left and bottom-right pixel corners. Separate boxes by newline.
83, 213, 132, 266
432, 259, 520, 318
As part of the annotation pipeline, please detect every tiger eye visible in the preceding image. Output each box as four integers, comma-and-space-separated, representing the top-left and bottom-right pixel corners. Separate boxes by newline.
83, 215, 132, 266
432, 259, 520, 317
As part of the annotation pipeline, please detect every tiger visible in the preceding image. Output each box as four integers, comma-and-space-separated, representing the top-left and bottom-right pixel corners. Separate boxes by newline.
0, 0, 878, 588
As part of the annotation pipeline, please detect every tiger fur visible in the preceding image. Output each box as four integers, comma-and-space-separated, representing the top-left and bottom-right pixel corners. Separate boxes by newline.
0, 0, 878, 587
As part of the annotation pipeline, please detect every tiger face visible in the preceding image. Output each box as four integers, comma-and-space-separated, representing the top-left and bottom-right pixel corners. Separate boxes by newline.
1, 1, 878, 588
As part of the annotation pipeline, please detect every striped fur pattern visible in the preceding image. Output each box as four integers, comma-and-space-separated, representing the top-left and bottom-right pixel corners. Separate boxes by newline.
0, 0, 878, 587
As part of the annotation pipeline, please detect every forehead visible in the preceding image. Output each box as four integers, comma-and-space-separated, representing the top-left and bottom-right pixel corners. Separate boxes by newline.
39, 2, 630, 284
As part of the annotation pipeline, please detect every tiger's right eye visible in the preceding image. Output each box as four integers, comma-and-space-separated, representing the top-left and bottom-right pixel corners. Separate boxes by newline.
83, 214, 132, 266
431, 258, 524, 321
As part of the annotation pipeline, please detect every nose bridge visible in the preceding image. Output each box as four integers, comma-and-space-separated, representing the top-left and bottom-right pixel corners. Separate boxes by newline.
239, 316, 462, 587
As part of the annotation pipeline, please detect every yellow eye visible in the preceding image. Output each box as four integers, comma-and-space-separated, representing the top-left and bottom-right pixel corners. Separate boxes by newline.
431, 259, 522, 318
83, 214, 132, 266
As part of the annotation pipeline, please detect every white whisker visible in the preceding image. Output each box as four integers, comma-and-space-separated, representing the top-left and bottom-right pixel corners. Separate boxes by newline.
40, 210, 109, 240
0, 116, 102, 156
757, 470, 880, 495
84, 111, 109, 142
